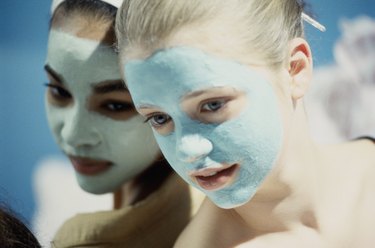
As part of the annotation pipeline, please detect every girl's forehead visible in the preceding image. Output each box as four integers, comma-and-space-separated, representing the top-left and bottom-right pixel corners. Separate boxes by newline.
46, 30, 121, 87
125, 46, 271, 108
126, 46, 266, 84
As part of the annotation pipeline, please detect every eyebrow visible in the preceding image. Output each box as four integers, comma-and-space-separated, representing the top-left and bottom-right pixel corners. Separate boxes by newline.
138, 103, 160, 110
182, 86, 232, 101
182, 89, 210, 100
92, 80, 128, 94
44, 64, 64, 84
45, 64, 127, 93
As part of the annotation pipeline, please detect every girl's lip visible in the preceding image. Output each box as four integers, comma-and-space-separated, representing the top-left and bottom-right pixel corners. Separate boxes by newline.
190, 164, 239, 191
68, 156, 113, 176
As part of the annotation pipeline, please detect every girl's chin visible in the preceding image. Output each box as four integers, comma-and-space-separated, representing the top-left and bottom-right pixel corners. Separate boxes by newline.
77, 180, 117, 195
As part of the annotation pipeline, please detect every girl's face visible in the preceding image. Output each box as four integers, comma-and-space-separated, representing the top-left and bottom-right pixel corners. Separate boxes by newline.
124, 47, 283, 208
45, 29, 160, 194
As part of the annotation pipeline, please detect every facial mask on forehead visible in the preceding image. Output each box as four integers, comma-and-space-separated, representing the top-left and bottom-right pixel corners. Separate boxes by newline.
47, 30, 120, 84
45, 30, 160, 194
125, 47, 283, 208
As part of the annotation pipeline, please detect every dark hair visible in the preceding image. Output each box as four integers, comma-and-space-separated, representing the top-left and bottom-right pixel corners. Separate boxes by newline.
51, 0, 118, 45
0, 205, 41, 248
52, 0, 117, 23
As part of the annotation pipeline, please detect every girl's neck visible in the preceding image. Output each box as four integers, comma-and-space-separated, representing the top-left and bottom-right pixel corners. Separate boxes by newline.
113, 158, 172, 209
234, 103, 321, 236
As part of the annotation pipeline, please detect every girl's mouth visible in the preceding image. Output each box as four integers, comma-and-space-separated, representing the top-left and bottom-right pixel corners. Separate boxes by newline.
69, 156, 113, 176
190, 164, 239, 191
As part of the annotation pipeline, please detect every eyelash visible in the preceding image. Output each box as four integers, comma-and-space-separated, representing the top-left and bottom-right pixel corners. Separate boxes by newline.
199, 98, 229, 113
44, 83, 71, 98
143, 113, 171, 126
142, 99, 229, 124
100, 101, 134, 112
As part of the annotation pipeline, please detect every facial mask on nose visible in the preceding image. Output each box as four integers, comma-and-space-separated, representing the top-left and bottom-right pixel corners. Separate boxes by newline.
45, 30, 160, 194
177, 134, 213, 162
125, 47, 283, 208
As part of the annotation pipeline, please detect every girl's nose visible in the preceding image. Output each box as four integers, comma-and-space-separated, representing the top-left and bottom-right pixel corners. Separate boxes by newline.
61, 110, 101, 148
176, 134, 213, 163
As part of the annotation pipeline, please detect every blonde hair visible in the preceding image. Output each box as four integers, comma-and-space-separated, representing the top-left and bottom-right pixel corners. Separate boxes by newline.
116, 0, 306, 67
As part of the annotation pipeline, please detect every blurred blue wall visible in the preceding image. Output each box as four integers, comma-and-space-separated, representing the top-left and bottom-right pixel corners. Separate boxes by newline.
0, 1, 59, 223
0, 0, 374, 225
308, 0, 375, 66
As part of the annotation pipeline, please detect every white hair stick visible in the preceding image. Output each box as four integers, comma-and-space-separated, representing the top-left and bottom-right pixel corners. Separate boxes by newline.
302, 12, 326, 32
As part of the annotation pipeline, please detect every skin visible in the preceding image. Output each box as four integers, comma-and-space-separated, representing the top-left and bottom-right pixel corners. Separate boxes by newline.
122, 26, 375, 247
45, 14, 170, 209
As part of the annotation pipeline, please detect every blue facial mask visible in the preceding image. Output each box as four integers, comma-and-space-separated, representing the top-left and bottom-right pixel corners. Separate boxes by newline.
125, 47, 283, 208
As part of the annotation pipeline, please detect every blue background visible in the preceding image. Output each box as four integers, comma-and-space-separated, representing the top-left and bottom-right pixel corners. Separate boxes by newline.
0, 0, 374, 226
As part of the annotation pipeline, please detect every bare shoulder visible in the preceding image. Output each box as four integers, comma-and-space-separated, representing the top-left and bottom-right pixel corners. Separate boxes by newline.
320, 138, 375, 173
317, 138, 375, 196
357, 138, 375, 167
315, 138, 375, 213
316, 138, 375, 246
348, 137, 375, 157
235, 226, 325, 248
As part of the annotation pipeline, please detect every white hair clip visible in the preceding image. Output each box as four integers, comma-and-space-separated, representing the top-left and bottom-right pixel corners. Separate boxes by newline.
302, 12, 326, 32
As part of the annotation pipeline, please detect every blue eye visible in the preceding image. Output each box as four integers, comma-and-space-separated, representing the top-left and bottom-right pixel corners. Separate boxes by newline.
145, 113, 171, 127
201, 100, 225, 112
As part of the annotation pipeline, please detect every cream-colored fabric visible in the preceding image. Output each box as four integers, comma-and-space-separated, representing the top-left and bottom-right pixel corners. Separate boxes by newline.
52, 173, 204, 248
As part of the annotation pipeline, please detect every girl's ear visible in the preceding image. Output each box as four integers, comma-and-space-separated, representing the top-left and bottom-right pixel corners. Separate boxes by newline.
287, 38, 313, 101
